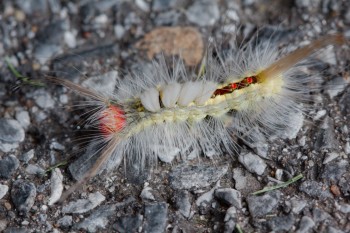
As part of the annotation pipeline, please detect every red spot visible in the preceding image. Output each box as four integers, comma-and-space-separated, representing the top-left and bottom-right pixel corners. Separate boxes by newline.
246, 76, 253, 84
231, 83, 238, 89
99, 105, 126, 136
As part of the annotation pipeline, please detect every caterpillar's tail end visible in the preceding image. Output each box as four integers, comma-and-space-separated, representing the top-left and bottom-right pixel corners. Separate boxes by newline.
257, 33, 347, 82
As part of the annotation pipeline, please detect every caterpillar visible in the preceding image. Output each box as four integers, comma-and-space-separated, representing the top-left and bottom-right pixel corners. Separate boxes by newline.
50, 33, 347, 201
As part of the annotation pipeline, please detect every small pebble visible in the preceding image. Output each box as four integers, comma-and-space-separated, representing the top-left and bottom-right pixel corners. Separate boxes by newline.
19, 149, 34, 163
63, 192, 106, 214
296, 216, 315, 233
214, 188, 242, 209
0, 184, 9, 199
238, 152, 267, 176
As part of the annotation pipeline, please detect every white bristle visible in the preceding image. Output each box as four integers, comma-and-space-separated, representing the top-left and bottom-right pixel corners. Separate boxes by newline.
195, 81, 217, 105
161, 83, 182, 108
140, 88, 161, 112
178, 81, 203, 106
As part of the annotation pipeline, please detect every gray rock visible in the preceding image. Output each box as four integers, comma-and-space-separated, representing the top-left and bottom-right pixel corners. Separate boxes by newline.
0, 83, 6, 97
11, 180, 36, 215
233, 168, 262, 196
247, 191, 281, 218
48, 168, 63, 205
25, 164, 45, 176
0, 184, 9, 199
267, 214, 295, 232
169, 164, 228, 189
282, 110, 304, 140
143, 202, 168, 233
81, 71, 118, 96
74, 204, 117, 232
31, 89, 55, 109
114, 24, 125, 39
34, 44, 63, 64
214, 188, 242, 209
18, 149, 34, 163
155, 10, 181, 26
0, 155, 20, 179
323, 152, 340, 164
50, 141, 65, 151
313, 109, 327, 121
326, 226, 345, 233
0, 142, 20, 153
69, 142, 123, 181
339, 172, 350, 196
195, 181, 220, 207
312, 208, 332, 222
153, 145, 180, 163
338, 202, 350, 214
140, 186, 155, 201
186, 0, 220, 26
321, 160, 349, 182
326, 76, 348, 99
224, 207, 237, 233
113, 215, 143, 233
153, 0, 182, 11
15, 111, 30, 129
62, 192, 106, 214
238, 152, 267, 176
4, 227, 28, 233
57, 215, 73, 228
199, 138, 218, 158
0, 220, 7, 232
174, 190, 191, 218
340, 90, 350, 116
15, 0, 48, 15
287, 197, 307, 214
296, 216, 315, 233
299, 181, 332, 200
314, 117, 339, 150
0, 118, 25, 143
64, 31, 77, 48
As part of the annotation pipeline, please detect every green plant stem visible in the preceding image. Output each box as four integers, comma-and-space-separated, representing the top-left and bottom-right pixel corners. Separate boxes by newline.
252, 174, 303, 195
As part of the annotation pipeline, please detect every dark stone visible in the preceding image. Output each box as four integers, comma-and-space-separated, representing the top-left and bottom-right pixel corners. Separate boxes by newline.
215, 188, 242, 208
299, 181, 333, 200
0, 155, 19, 179
0, 118, 25, 143
143, 202, 168, 233
267, 214, 295, 231
246, 191, 281, 218
169, 164, 228, 190
4, 227, 28, 233
338, 172, 350, 196
321, 160, 349, 182
314, 117, 339, 150
312, 208, 332, 223
73, 204, 117, 232
174, 190, 191, 218
11, 180, 36, 215
114, 215, 143, 233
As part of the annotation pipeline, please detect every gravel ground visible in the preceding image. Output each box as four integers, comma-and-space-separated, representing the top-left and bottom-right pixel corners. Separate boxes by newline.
0, 0, 350, 232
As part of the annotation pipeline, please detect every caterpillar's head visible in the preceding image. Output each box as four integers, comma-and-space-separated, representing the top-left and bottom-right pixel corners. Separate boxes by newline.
99, 105, 126, 136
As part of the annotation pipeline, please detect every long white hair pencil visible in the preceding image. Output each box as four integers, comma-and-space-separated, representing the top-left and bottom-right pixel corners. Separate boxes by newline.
49, 33, 347, 201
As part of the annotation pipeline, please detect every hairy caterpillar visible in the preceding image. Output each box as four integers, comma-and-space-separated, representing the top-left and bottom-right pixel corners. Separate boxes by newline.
50, 33, 347, 201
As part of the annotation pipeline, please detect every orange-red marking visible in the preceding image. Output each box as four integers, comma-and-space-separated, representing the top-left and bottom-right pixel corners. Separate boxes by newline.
99, 105, 126, 136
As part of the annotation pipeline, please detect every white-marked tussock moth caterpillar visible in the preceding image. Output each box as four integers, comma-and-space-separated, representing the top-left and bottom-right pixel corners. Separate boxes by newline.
50, 33, 347, 201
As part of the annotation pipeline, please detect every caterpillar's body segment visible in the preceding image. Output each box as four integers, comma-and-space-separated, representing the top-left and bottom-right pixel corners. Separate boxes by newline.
52, 34, 346, 200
